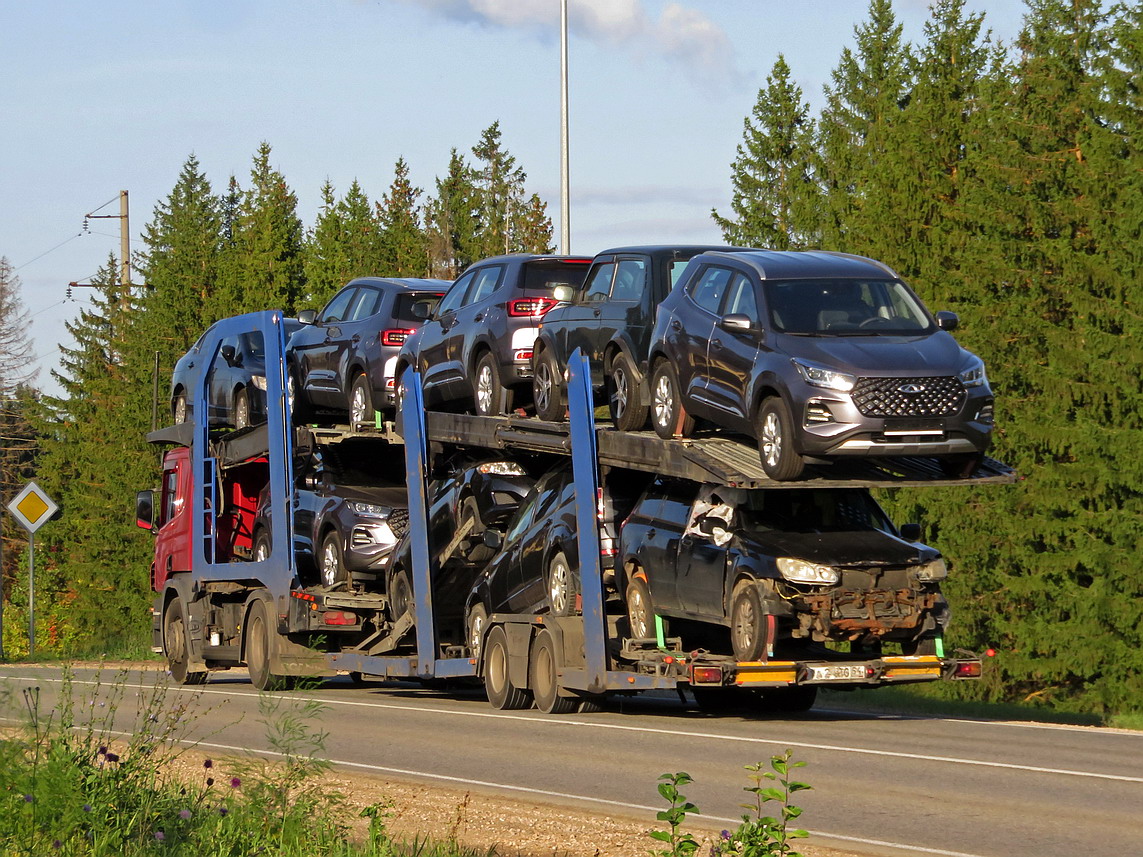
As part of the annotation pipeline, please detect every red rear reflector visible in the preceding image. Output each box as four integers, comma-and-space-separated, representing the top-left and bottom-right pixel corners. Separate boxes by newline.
508, 297, 558, 317
322, 611, 357, 626
381, 328, 415, 346
955, 662, 982, 678
691, 666, 723, 684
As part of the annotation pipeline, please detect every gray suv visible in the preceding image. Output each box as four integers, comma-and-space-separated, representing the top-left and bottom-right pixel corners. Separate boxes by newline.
646, 250, 994, 480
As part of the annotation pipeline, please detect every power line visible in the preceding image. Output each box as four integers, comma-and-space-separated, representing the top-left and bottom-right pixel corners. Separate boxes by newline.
13, 233, 85, 271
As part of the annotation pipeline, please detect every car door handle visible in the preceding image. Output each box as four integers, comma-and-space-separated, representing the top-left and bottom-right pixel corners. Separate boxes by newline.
351, 334, 361, 344
711, 338, 723, 350
671, 320, 682, 331
473, 313, 484, 323
593, 309, 601, 317
647, 528, 657, 538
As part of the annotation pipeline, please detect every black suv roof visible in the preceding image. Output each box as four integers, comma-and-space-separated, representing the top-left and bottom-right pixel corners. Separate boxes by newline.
696, 249, 899, 280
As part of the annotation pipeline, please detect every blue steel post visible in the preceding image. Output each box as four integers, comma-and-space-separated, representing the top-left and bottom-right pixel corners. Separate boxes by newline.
399, 370, 437, 677
566, 349, 608, 692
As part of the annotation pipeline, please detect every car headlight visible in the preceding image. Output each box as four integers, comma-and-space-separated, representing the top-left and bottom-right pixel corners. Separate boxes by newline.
476, 461, 528, 476
958, 357, 987, 388
348, 502, 388, 517
776, 557, 840, 585
915, 558, 948, 581
792, 359, 855, 393
251, 375, 268, 391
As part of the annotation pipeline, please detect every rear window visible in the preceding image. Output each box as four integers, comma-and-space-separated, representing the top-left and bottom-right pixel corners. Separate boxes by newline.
394, 292, 443, 325
520, 261, 591, 293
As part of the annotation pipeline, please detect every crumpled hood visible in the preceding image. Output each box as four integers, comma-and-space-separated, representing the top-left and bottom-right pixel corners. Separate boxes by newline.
779, 331, 972, 376
739, 528, 936, 567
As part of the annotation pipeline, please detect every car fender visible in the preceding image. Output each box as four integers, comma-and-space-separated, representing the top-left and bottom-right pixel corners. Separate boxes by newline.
604, 337, 646, 392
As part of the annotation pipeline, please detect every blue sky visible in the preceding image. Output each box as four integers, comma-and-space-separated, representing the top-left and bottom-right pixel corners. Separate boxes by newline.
2, 0, 1031, 393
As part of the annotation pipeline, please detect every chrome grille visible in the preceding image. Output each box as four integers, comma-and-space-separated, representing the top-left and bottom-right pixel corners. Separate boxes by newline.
852, 376, 964, 417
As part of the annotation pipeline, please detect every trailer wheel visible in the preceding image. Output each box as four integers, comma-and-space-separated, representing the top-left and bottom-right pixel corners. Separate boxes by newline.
547, 552, 577, 617
730, 581, 767, 662
319, 532, 348, 588
483, 626, 532, 710
164, 598, 206, 685
625, 575, 655, 640
245, 599, 291, 691
762, 685, 818, 713
531, 630, 577, 714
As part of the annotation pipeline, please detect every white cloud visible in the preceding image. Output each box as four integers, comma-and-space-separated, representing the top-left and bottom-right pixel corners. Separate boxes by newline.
398, 0, 738, 81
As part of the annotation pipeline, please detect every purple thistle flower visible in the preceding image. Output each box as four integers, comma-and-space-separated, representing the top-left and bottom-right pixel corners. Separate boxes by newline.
179, 809, 191, 820
206, 777, 214, 787
230, 777, 241, 788
203, 759, 213, 769
23, 794, 33, 803
52, 840, 62, 850
104, 752, 120, 763
83, 804, 92, 812
97, 746, 107, 756
218, 806, 229, 817
720, 830, 731, 840
154, 830, 165, 842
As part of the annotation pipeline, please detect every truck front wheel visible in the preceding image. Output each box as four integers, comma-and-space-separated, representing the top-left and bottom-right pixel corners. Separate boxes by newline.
164, 597, 206, 685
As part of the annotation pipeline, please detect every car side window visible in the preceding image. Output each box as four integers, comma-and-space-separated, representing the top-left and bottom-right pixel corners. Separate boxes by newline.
465, 266, 504, 306
722, 273, 759, 321
688, 266, 732, 316
583, 263, 615, 303
437, 273, 473, 316
610, 259, 647, 301
320, 288, 357, 323
349, 287, 382, 320
505, 488, 542, 544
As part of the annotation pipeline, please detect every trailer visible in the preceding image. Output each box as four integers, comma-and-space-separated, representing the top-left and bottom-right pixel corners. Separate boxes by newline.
139, 309, 1007, 710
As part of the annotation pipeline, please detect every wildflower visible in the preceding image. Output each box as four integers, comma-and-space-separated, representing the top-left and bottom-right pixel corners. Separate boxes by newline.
23, 795, 33, 803
53, 840, 62, 850
97, 746, 108, 756
155, 831, 165, 842
206, 778, 214, 787
218, 806, 229, 817
83, 804, 92, 812
179, 809, 191, 820
104, 752, 120, 763
721, 830, 731, 840
203, 759, 213, 769
230, 777, 241, 788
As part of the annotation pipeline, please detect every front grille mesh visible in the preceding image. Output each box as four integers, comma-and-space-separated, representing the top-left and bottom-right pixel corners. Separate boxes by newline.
852, 376, 964, 417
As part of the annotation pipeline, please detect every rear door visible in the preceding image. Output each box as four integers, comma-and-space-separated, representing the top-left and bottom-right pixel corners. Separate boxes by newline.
596, 255, 649, 372
675, 265, 734, 415
630, 481, 694, 615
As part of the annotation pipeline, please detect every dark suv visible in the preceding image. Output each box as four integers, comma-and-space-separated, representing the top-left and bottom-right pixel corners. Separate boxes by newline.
647, 250, 994, 480
289, 277, 448, 424
396, 255, 591, 415
619, 480, 949, 662
531, 246, 739, 428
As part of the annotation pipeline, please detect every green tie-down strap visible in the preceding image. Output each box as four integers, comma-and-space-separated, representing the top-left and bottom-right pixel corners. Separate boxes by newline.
935, 636, 945, 658
655, 614, 666, 649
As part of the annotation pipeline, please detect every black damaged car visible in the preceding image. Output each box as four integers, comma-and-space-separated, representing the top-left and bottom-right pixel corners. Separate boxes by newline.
618, 480, 950, 663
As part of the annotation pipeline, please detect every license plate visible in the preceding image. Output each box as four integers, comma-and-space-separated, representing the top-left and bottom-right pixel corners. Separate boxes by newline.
810, 664, 868, 682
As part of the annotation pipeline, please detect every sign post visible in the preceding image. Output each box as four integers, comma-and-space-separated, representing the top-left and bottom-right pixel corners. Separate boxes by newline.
6, 482, 59, 657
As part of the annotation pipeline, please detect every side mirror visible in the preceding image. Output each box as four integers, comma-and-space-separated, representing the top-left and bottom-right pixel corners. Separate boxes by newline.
411, 301, 432, 320
135, 490, 156, 531
220, 344, 237, 365
552, 285, 575, 304
935, 311, 959, 331
482, 529, 503, 551
297, 309, 317, 325
899, 522, 922, 542
719, 313, 755, 333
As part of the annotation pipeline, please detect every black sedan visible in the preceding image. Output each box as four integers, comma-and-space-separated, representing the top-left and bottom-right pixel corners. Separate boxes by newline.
618, 480, 950, 661
252, 442, 408, 589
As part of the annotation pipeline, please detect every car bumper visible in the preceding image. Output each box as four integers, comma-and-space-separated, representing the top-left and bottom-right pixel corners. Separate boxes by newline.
344, 524, 399, 570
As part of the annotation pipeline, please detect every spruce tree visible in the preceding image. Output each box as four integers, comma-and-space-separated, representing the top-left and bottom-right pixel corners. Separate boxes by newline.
303, 179, 384, 309
471, 122, 528, 258
378, 158, 430, 277
712, 55, 819, 249
426, 148, 480, 278
514, 193, 555, 254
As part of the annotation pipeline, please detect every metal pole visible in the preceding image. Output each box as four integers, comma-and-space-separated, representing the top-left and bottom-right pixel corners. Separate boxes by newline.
27, 531, 34, 657
560, 0, 570, 254
120, 190, 130, 289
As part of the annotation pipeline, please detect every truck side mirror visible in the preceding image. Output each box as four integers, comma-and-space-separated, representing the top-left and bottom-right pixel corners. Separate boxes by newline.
297, 309, 317, 325
135, 490, 156, 531
899, 522, 922, 542
935, 311, 959, 331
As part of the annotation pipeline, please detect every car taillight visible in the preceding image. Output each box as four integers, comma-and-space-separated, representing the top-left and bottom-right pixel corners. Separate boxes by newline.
508, 297, 558, 317
514, 349, 533, 362
381, 329, 415, 346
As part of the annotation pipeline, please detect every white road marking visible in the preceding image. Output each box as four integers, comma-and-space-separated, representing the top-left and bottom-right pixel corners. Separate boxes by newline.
3, 672, 1142, 786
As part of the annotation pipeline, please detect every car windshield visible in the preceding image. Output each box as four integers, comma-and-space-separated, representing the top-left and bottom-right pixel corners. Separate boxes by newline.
764, 278, 934, 336
394, 292, 443, 325
735, 488, 894, 535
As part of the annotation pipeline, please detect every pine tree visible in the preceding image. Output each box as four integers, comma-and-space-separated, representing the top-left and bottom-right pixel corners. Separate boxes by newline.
303, 179, 384, 309
514, 193, 555, 254
712, 55, 819, 250
471, 122, 528, 258
426, 148, 480, 278
378, 158, 430, 277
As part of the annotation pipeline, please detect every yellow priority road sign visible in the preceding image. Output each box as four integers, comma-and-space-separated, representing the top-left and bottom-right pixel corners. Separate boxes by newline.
7, 481, 59, 534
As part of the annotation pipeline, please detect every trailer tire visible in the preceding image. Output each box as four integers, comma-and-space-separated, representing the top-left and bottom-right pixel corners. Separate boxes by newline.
530, 630, 577, 714
246, 599, 292, 691
483, 626, 532, 710
164, 597, 206, 685
547, 552, 577, 617
730, 581, 767, 662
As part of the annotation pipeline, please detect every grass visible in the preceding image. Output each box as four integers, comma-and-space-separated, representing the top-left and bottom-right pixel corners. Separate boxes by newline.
0, 669, 502, 857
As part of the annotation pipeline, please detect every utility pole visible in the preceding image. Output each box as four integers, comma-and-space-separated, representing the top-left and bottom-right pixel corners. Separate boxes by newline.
73, 190, 131, 299
560, 0, 570, 255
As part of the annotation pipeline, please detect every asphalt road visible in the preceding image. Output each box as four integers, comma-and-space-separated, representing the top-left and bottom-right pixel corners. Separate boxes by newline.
2, 665, 1140, 857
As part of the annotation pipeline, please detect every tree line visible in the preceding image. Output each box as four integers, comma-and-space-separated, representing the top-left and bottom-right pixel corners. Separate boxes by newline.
2, 0, 1140, 716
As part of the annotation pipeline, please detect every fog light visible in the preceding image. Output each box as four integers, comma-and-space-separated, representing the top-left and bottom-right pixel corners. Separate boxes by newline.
805, 403, 835, 424
977, 404, 994, 424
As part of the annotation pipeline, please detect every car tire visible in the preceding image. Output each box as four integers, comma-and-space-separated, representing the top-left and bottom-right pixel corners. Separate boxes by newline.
473, 351, 505, 416
625, 575, 655, 640
234, 388, 252, 430
756, 397, 805, 481
349, 373, 374, 427
253, 528, 271, 563
319, 531, 348, 589
533, 351, 565, 422
547, 551, 577, 617
730, 581, 767, 662
531, 630, 577, 714
609, 352, 647, 431
164, 597, 207, 685
483, 626, 532, 710
467, 603, 489, 661
650, 360, 694, 439
389, 568, 413, 623
245, 598, 293, 691
172, 391, 188, 424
